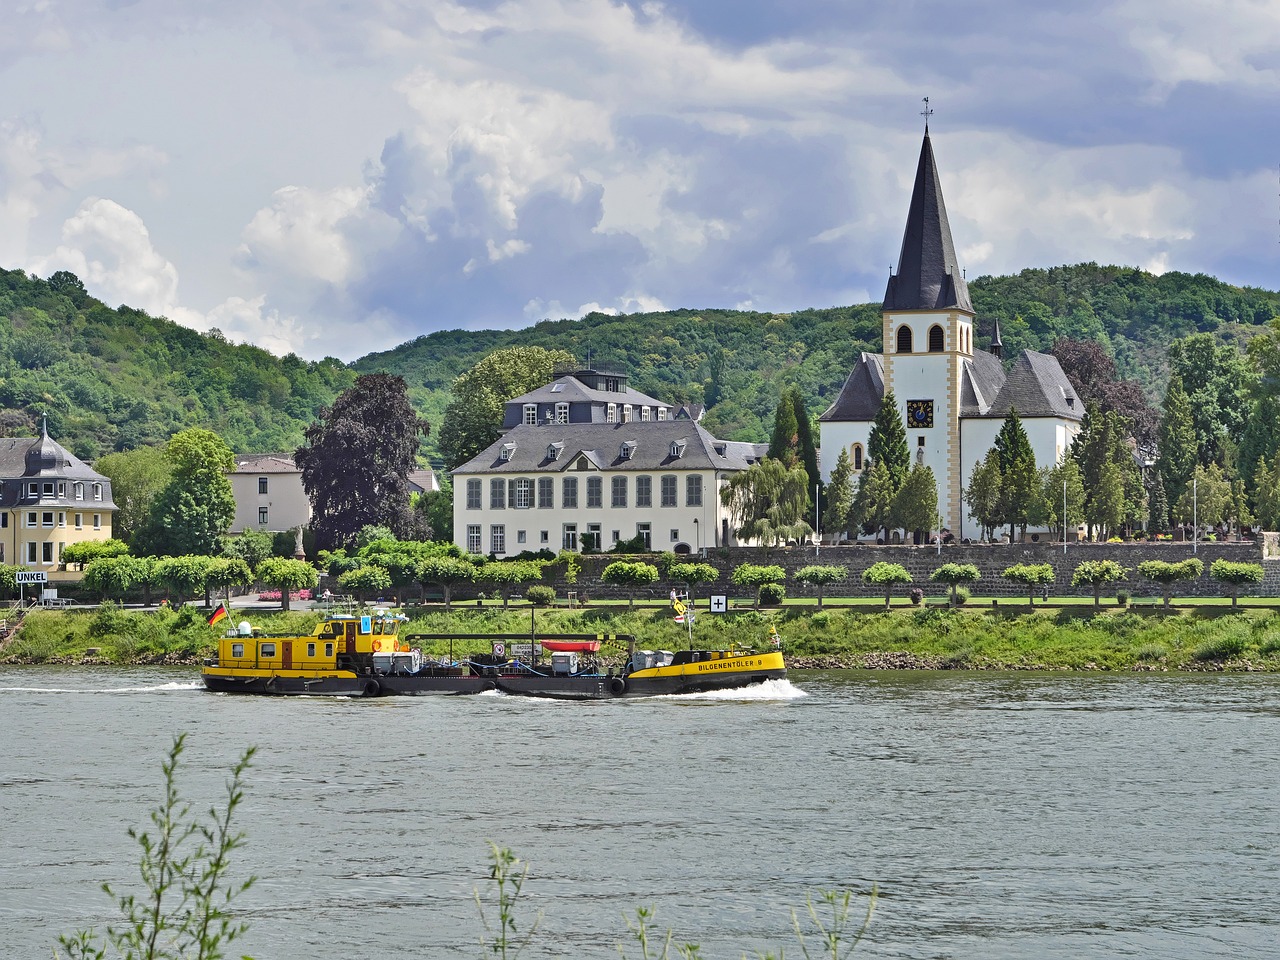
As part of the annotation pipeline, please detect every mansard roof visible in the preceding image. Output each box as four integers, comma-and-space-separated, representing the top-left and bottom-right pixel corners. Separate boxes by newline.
234, 453, 299, 474
882, 133, 973, 314
452, 421, 766, 475
985, 351, 1083, 421
819, 352, 884, 422
510, 373, 666, 410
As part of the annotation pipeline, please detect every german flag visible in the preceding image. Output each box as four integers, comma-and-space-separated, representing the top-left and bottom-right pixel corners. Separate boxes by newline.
207, 602, 228, 626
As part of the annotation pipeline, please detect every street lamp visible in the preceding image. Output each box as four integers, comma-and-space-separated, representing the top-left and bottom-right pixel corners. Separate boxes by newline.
1193, 477, 1198, 555
693, 517, 699, 555
1063, 479, 1068, 556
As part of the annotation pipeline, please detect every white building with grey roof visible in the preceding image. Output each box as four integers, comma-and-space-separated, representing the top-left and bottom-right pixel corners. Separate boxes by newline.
820, 129, 1083, 541
453, 368, 766, 556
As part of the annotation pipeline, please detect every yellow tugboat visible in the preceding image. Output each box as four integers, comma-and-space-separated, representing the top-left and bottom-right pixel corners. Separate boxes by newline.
200, 610, 491, 697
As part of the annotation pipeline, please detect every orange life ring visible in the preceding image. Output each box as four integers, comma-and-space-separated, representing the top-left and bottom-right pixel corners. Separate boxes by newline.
372, 640, 382, 652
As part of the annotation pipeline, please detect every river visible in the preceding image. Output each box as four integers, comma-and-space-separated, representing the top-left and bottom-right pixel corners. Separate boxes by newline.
1, 667, 1278, 958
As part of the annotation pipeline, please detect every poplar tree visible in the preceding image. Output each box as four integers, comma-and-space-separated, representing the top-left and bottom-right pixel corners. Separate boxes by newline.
1254, 452, 1280, 531
1158, 373, 1196, 510
1147, 471, 1169, 534
964, 452, 1003, 541
893, 464, 939, 539
868, 391, 911, 492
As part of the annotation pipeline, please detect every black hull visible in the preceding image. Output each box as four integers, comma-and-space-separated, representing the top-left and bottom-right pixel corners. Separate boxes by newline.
202, 674, 373, 697
495, 668, 787, 701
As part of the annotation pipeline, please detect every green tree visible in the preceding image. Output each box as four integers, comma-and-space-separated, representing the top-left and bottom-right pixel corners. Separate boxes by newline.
1137, 558, 1203, 608
95, 447, 173, 545
419, 485, 454, 543
222, 530, 275, 571
1040, 459, 1086, 542
83, 555, 151, 602
1254, 452, 1280, 531
480, 560, 544, 607
601, 560, 660, 608
152, 555, 217, 605
61, 538, 129, 569
767, 387, 801, 467
667, 561, 719, 610
437, 347, 575, 470
867, 390, 910, 509
822, 447, 855, 542
1158, 373, 1197, 511
256, 557, 319, 612
1174, 463, 1231, 533
1147, 471, 1169, 534
134, 430, 236, 557
419, 555, 477, 608
1001, 563, 1056, 605
929, 562, 980, 608
794, 564, 846, 609
965, 452, 1003, 541
296, 374, 429, 551
1168, 334, 1254, 470
851, 459, 896, 541
1070, 559, 1129, 608
861, 561, 912, 610
720, 459, 813, 546
337, 564, 391, 603
731, 563, 786, 610
893, 463, 938, 540
992, 408, 1039, 539
1209, 558, 1265, 608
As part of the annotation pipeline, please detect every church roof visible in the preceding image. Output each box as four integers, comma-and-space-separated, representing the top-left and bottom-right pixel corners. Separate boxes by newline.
819, 352, 884, 422
959, 351, 1007, 416
882, 133, 973, 314
986, 351, 1083, 421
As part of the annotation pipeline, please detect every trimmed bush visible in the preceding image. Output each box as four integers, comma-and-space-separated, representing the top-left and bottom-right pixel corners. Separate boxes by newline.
525, 585, 556, 606
758, 583, 786, 606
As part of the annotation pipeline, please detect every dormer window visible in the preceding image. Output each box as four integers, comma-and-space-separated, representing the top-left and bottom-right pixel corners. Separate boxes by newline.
499, 443, 516, 462
74, 482, 83, 500
547, 443, 563, 461
670, 440, 686, 459
619, 441, 636, 461
714, 443, 727, 457
555, 402, 569, 424
606, 404, 617, 423
523, 404, 538, 426
92, 483, 102, 501
640, 407, 651, 422
621, 405, 632, 423
656, 408, 667, 422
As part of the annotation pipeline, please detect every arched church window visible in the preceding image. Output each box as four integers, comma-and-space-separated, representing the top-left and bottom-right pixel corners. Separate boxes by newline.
896, 326, 913, 353
928, 325, 944, 352
852, 444, 863, 470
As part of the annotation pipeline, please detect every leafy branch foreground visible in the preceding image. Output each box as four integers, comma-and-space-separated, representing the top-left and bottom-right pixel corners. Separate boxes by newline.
59, 740, 875, 959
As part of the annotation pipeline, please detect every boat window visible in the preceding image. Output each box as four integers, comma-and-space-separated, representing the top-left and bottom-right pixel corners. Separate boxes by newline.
231, 643, 244, 658
307, 642, 316, 657
325, 643, 334, 657
260, 643, 276, 658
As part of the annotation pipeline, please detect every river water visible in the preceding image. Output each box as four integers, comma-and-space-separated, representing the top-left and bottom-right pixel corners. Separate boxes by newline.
1, 667, 1278, 959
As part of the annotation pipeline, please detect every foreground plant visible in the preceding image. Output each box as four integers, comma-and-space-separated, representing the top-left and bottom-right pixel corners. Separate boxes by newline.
58, 734, 257, 960
475, 844, 541, 959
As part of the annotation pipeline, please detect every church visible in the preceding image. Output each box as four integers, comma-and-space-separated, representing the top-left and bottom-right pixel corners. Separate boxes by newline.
819, 128, 1083, 541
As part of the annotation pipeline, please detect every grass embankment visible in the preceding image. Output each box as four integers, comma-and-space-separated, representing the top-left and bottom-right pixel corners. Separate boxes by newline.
5, 602, 1280, 672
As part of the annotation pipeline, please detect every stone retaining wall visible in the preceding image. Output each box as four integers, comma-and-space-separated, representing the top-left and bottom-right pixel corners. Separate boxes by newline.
517, 540, 1278, 603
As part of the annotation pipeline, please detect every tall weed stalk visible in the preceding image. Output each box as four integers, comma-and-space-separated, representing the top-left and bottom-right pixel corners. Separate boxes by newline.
58, 734, 257, 960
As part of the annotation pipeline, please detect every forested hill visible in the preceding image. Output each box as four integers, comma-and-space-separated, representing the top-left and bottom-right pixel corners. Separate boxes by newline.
3, 262, 1277, 468
357, 264, 1280, 461
0, 268, 355, 461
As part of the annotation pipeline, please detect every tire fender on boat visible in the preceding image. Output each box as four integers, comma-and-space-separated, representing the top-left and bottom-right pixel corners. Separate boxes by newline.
372, 640, 382, 652
609, 676, 626, 696
364, 680, 381, 698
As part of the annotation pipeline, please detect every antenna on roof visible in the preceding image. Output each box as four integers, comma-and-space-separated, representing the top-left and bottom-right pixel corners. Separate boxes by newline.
921, 96, 933, 133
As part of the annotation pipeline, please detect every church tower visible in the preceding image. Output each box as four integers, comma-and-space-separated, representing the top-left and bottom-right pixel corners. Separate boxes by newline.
880, 128, 974, 533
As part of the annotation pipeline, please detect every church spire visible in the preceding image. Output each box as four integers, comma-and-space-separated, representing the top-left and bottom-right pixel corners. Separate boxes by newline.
989, 318, 1003, 359
882, 131, 973, 314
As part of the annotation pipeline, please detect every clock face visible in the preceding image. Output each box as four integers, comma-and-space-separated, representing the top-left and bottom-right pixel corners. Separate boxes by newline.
906, 399, 934, 428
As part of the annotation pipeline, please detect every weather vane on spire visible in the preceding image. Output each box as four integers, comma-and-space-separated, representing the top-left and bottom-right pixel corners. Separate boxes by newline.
921, 96, 933, 133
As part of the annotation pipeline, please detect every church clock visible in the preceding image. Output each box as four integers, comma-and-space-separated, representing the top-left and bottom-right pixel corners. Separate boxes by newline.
906, 399, 934, 428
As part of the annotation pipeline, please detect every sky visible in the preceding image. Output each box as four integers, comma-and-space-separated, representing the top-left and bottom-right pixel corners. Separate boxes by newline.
4, 0, 1278, 362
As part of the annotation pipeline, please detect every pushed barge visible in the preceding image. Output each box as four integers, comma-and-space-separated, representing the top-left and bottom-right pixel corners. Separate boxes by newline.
201, 616, 785, 700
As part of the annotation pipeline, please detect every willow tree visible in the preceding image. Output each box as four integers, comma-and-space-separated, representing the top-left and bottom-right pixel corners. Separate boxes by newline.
720, 459, 813, 546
